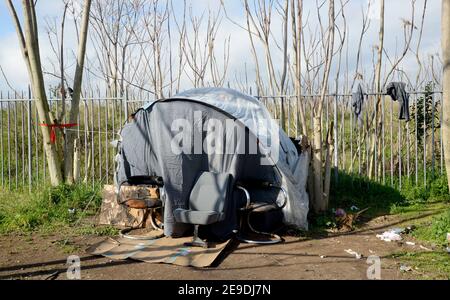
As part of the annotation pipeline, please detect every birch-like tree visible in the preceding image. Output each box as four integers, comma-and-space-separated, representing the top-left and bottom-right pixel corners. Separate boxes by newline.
442, 0, 450, 191
6, 0, 92, 186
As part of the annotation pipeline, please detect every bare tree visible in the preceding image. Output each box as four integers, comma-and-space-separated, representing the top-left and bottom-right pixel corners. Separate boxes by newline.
6, 0, 63, 185
6, 0, 92, 186
312, 0, 335, 212
65, 0, 92, 184
442, 0, 450, 191
291, 0, 308, 136
368, 0, 385, 179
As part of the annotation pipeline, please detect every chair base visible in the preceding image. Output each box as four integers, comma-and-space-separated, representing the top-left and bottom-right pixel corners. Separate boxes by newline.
235, 209, 284, 245
183, 239, 209, 248
184, 225, 210, 248
236, 232, 283, 245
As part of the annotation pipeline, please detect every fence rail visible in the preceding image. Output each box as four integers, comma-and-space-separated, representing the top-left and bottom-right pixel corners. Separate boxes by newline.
256, 90, 444, 189
0, 89, 443, 192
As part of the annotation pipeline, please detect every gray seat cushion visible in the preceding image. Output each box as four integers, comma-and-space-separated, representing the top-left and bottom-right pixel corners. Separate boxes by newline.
174, 208, 225, 225
173, 172, 232, 225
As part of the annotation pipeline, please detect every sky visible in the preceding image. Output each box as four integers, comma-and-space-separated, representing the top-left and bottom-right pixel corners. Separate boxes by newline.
0, 0, 443, 93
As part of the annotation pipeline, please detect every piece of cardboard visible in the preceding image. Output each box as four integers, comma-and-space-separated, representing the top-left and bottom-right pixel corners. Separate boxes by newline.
87, 236, 230, 268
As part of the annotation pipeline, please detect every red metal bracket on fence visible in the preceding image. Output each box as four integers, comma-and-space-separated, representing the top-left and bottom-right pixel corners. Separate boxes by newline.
39, 123, 78, 144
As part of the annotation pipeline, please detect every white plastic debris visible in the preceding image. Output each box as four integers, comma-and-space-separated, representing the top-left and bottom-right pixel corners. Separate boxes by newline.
391, 228, 404, 234
405, 241, 416, 246
376, 230, 402, 242
68, 208, 76, 214
419, 245, 432, 251
345, 249, 362, 259
400, 265, 412, 272
350, 205, 359, 211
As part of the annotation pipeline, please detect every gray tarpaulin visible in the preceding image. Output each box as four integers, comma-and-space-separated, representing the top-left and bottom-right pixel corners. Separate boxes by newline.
115, 88, 310, 238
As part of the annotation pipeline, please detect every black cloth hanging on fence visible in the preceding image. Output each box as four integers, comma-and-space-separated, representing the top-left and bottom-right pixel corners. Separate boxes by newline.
352, 83, 365, 126
386, 82, 410, 122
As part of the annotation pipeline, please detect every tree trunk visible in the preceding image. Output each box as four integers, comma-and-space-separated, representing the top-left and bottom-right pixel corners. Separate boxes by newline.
442, 0, 450, 191
324, 121, 334, 205
369, 0, 385, 179
312, 0, 335, 213
292, 0, 308, 136
312, 115, 324, 211
64, 0, 92, 184
22, 0, 63, 186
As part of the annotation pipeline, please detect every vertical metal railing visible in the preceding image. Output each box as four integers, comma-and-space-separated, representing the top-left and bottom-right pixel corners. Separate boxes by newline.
0, 91, 145, 191
255, 90, 443, 189
0, 89, 444, 192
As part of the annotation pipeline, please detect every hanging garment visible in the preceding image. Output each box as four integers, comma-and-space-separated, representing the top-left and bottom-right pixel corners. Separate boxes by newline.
386, 82, 410, 121
352, 83, 365, 126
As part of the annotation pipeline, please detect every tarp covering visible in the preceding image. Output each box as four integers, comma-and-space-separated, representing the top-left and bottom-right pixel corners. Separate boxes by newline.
115, 88, 309, 238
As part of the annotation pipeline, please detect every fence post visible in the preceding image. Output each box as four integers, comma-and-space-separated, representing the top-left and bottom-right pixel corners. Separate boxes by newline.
124, 89, 128, 120
0, 92, 3, 188
7, 91, 11, 190
27, 86, 32, 193
334, 95, 338, 183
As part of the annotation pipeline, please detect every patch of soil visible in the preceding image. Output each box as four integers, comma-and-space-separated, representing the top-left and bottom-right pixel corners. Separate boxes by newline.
0, 214, 436, 280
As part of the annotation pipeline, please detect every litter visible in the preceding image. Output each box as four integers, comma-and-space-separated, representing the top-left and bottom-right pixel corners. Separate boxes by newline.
335, 208, 346, 217
447, 233, 450, 254
320, 255, 327, 259
400, 265, 412, 272
405, 241, 416, 246
44, 271, 60, 280
391, 228, 404, 235
404, 225, 416, 234
68, 208, 76, 214
376, 229, 403, 242
345, 249, 362, 259
350, 205, 359, 211
419, 245, 432, 251
336, 207, 369, 232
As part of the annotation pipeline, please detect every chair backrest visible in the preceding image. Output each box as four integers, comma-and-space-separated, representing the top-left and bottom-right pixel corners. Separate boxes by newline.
189, 172, 232, 213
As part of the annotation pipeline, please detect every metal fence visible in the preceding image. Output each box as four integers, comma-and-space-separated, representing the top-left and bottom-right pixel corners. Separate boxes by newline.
0, 90, 147, 192
256, 90, 444, 189
0, 89, 444, 192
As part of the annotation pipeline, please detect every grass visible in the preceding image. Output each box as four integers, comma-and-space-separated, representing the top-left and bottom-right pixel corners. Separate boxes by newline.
391, 251, 450, 280
0, 182, 117, 236
308, 170, 450, 279
412, 208, 450, 246
327, 170, 449, 215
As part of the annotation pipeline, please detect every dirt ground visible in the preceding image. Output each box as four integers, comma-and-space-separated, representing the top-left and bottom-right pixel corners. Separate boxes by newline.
0, 213, 438, 280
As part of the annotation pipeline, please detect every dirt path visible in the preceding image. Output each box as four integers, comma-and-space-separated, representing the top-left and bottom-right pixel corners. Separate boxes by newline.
0, 214, 435, 280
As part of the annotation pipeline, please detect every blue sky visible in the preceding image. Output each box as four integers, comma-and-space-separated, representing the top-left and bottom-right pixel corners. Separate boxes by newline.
0, 0, 443, 92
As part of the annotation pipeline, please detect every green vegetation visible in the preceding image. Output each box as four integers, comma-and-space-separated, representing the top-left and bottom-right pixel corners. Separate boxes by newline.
329, 170, 449, 215
321, 170, 450, 279
0, 182, 116, 236
412, 209, 450, 246
411, 82, 441, 148
391, 251, 450, 280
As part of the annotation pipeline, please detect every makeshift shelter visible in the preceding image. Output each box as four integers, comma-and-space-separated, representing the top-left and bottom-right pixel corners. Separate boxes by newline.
114, 87, 310, 240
